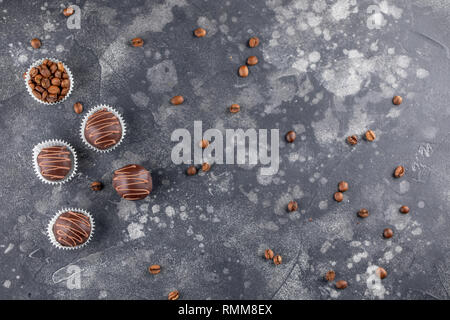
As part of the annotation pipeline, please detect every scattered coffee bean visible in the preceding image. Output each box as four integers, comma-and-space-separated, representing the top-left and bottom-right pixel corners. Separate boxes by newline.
131, 37, 144, 47
30, 38, 41, 49
287, 201, 298, 212
168, 290, 179, 300
392, 95, 403, 105
63, 7, 74, 17
383, 228, 394, 239
27, 59, 70, 103
247, 56, 258, 66
338, 181, 349, 192
365, 130, 376, 141
335, 280, 348, 289
148, 265, 161, 275
230, 104, 240, 113
170, 95, 184, 105
199, 139, 209, 149
187, 165, 197, 176
399, 205, 410, 214
248, 37, 260, 48
90, 181, 103, 191
273, 255, 282, 265
357, 208, 369, 218
376, 267, 387, 279
394, 165, 405, 178
202, 162, 211, 172
264, 249, 274, 260
238, 65, 249, 77
285, 131, 296, 143
73, 102, 83, 114
325, 270, 336, 282
334, 192, 344, 202
347, 135, 358, 145
194, 27, 206, 37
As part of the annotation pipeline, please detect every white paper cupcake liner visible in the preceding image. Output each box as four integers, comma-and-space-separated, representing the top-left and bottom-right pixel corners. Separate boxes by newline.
47, 208, 95, 250
80, 104, 127, 153
24, 58, 74, 105
32, 139, 78, 185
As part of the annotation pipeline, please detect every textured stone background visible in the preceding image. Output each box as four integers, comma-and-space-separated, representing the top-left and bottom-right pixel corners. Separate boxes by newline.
1, 0, 450, 300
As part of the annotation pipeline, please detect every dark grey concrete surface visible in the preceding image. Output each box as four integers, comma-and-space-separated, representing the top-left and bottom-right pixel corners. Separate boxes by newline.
1, 0, 450, 300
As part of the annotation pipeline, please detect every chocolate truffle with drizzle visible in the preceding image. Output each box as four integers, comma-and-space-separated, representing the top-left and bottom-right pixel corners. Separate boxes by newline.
51, 210, 92, 248
37, 146, 72, 181
84, 108, 122, 150
112, 164, 152, 200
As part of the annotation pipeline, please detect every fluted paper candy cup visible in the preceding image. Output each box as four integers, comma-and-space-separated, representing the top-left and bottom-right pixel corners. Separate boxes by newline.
24, 58, 74, 105
80, 104, 127, 153
32, 139, 78, 185
47, 208, 95, 250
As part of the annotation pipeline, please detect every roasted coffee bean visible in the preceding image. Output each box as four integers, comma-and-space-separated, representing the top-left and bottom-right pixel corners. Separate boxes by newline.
50, 63, 58, 74
194, 27, 206, 37
358, 208, 369, 218
334, 192, 344, 202
238, 65, 249, 77
34, 74, 42, 84
365, 130, 376, 141
338, 181, 349, 192
394, 165, 405, 178
28, 81, 35, 90
199, 139, 209, 149
74, 102, 83, 114
325, 270, 335, 282
29, 67, 38, 78
247, 56, 258, 66
148, 265, 161, 275
399, 205, 410, 214
273, 255, 282, 265
248, 37, 260, 48
392, 95, 402, 105
61, 87, 69, 96
187, 165, 197, 176
62, 72, 69, 79
30, 38, 41, 49
63, 7, 74, 17
264, 249, 274, 260
61, 79, 70, 88
201, 162, 211, 172
230, 104, 240, 113
335, 280, 348, 289
376, 267, 387, 279
90, 181, 103, 191
35, 85, 44, 93
40, 66, 51, 78
54, 70, 62, 78
131, 37, 144, 47
285, 131, 296, 143
287, 201, 298, 212
57, 62, 65, 72
41, 91, 48, 100
47, 95, 57, 103
383, 228, 394, 239
48, 85, 60, 95
32, 90, 42, 100
168, 290, 179, 300
347, 135, 358, 145
170, 95, 184, 105
41, 78, 50, 89
51, 78, 61, 86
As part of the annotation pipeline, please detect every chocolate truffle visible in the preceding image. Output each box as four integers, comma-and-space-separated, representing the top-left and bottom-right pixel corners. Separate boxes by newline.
52, 210, 92, 247
113, 164, 152, 200
37, 146, 72, 181
84, 108, 122, 150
